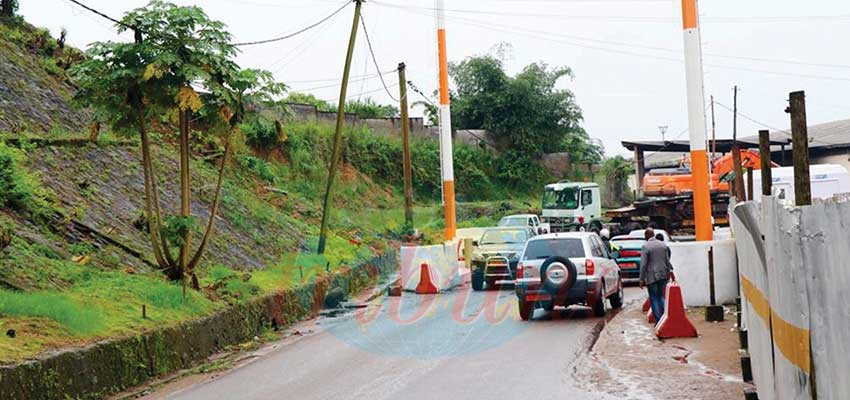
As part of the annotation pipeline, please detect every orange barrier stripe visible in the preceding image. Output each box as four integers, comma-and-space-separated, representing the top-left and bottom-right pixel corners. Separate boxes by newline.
437, 29, 450, 105
740, 275, 811, 374
681, 0, 698, 29
443, 180, 456, 240
690, 149, 713, 240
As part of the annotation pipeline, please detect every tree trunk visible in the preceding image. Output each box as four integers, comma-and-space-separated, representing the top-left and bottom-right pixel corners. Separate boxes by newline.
188, 130, 233, 272
88, 121, 100, 143
178, 108, 193, 293
1, 0, 15, 18
138, 111, 170, 272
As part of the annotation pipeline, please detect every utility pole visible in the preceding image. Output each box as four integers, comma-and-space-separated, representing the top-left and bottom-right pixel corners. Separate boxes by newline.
398, 62, 414, 227
758, 130, 773, 197
680, 0, 713, 241
317, 0, 363, 254
731, 86, 745, 201
710, 95, 716, 176
787, 91, 811, 206
435, 0, 457, 241
658, 125, 668, 142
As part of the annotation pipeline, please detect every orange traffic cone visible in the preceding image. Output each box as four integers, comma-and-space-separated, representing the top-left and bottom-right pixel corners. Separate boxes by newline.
656, 282, 698, 338
642, 297, 650, 312
415, 262, 438, 294
646, 307, 655, 324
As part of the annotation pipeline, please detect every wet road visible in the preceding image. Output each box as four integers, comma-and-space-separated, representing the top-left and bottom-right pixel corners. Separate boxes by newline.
144, 284, 641, 400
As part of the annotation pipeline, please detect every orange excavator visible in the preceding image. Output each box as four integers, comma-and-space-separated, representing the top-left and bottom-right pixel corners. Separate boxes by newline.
606, 149, 776, 233
642, 149, 772, 196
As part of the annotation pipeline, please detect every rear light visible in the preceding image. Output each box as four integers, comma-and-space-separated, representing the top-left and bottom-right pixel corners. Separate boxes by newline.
620, 250, 640, 257
578, 216, 585, 225
585, 259, 595, 275
516, 262, 523, 279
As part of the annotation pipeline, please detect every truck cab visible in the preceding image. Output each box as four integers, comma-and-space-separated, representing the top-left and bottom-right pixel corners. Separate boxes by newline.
541, 182, 603, 232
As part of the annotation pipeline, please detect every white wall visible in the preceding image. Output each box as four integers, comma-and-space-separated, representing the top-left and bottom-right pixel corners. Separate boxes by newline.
668, 239, 738, 307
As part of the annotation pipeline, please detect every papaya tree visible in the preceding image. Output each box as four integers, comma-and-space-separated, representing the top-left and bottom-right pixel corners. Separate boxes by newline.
71, 1, 282, 292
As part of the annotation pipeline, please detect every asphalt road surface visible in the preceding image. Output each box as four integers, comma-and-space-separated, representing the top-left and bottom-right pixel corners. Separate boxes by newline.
142, 284, 642, 400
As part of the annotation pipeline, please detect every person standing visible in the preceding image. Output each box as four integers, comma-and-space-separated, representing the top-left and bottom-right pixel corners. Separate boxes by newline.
639, 228, 675, 324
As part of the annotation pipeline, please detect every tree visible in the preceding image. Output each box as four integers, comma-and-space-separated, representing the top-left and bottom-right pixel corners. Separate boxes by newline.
601, 155, 634, 207
285, 92, 334, 112
343, 97, 398, 119
71, 1, 281, 293
449, 49, 600, 161
1, 0, 18, 18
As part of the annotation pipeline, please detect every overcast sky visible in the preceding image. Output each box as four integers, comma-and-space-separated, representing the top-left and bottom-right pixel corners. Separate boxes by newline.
20, 0, 850, 156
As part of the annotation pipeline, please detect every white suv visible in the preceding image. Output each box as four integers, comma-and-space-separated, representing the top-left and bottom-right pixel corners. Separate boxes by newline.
514, 232, 623, 321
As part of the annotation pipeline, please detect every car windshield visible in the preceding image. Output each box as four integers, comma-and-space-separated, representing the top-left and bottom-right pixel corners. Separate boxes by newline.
480, 230, 528, 245
522, 238, 585, 260
497, 217, 527, 227
542, 188, 579, 210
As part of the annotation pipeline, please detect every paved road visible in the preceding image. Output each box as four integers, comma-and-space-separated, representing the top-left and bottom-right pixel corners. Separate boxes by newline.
144, 284, 642, 400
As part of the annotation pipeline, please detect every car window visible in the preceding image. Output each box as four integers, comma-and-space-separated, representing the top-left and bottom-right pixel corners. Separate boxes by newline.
523, 238, 585, 260
497, 217, 526, 227
590, 237, 604, 257
480, 230, 528, 245
581, 190, 593, 206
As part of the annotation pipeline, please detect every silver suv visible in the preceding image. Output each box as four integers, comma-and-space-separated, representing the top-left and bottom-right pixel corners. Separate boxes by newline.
514, 232, 623, 321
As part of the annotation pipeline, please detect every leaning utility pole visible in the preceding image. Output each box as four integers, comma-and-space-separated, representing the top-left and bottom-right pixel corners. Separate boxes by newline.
680, 0, 712, 241
435, 0, 457, 241
317, 0, 363, 255
788, 91, 812, 206
731, 85, 746, 201
398, 62, 414, 227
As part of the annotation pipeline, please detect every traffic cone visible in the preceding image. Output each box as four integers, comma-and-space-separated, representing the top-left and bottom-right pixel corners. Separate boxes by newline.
642, 297, 651, 312
656, 282, 698, 338
415, 262, 438, 294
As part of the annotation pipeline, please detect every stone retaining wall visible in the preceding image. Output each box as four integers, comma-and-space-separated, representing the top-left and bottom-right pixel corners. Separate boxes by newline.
0, 251, 397, 400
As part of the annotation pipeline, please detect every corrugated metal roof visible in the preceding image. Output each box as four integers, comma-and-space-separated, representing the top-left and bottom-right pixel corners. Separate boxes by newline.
740, 118, 850, 150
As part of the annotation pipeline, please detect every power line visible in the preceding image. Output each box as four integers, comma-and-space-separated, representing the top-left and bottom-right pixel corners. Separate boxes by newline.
359, 12, 400, 102
233, 1, 352, 46
66, 0, 129, 28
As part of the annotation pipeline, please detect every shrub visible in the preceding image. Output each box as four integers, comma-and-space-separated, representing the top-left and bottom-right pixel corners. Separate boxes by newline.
241, 115, 280, 150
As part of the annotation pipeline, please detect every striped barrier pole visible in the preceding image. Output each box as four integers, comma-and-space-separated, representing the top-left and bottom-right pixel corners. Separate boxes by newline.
435, 0, 456, 241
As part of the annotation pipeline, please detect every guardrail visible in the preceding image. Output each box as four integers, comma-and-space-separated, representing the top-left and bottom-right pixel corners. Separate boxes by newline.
731, 195, 850, 399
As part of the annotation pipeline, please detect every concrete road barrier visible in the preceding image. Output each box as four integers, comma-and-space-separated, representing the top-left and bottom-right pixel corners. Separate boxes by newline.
668, 239, 738, 307
400, 241, 464, 292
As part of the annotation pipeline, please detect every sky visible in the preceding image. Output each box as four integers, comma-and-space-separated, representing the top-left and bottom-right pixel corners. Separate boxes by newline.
19, 0, 850, 156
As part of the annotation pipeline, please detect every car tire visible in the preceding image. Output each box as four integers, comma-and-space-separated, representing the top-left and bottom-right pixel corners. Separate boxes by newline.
519, 301, 534, 321
539, 256, 577, 294
592, 288, 607, 317
609, 281, 624, 309
471, 273, 484, 291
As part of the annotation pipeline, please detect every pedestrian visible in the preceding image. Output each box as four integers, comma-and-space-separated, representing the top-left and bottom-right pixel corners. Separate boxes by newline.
639, 228, 675, 324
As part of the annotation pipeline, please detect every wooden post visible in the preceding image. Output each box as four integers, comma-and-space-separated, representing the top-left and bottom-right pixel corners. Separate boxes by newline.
317, 0, 364, 254
731, 143, 746, 201
398, 62, 414, 227
788, 91, 811, 206
759, 130, 773, 196
746, 167, 754, 201
634, 148, 645, 197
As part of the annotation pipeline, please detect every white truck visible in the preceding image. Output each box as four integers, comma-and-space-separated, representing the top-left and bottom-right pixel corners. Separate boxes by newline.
540, 181, 604, 232
745, 164, 850, 204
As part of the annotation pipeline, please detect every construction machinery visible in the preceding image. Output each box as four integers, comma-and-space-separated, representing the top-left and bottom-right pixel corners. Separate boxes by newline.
606, 150, 773, 234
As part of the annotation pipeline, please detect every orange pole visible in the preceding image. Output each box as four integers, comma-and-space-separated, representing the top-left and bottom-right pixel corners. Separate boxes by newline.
436, 0, 456, 240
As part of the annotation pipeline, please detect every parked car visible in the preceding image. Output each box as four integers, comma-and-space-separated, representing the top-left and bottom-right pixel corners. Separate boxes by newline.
628, 229, 671, 243
497, 214, 550, 234
609, 235, 644, 279
471, 227, 536, 291
514, 232, 623, 321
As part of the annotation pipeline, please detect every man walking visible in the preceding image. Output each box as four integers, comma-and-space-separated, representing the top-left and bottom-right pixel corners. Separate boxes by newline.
639, 228, 675, 324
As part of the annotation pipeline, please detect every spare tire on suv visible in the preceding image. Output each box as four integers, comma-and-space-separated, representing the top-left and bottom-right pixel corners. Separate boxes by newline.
539, 256, 577, 295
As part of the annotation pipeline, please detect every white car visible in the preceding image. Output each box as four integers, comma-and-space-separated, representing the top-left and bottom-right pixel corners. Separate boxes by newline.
628, 229, 671, 243
497, 214, 550, 235
514, 232, 623, 321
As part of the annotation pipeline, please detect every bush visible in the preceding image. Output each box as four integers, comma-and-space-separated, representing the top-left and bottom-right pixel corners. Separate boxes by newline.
241, 115, 280, 149
0, 142, 52, 218
238, 155, 276, 183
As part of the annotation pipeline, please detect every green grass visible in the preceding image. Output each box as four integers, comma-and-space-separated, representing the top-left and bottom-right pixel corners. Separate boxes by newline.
0, 291, 103, 335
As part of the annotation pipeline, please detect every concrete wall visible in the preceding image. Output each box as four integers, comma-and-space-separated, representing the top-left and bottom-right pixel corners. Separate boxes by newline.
285, 103, 430, 139
731, 195, 850, 399
0, 252, 398, 400
667, 239, 738, 307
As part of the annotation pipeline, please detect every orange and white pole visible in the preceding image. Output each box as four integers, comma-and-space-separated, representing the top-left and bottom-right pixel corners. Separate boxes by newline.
681, 0, 712, 241
436, 0, 456, 240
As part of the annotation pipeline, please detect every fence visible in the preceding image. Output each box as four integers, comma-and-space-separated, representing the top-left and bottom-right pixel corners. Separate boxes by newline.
731, 194, 850, 399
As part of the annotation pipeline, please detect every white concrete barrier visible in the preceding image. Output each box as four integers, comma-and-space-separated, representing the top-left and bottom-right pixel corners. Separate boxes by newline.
667, 240, 738, 307
399, 241, 463, 292
731, 195, 850, 399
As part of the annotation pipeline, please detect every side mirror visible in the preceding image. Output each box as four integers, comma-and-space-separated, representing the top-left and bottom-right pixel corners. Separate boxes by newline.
537, 228, 544, 235
611, 251, 620, 259
472, 240, 479, 247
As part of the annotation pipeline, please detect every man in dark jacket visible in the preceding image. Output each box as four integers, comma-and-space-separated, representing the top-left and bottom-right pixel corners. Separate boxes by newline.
640, 228, 675, 324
